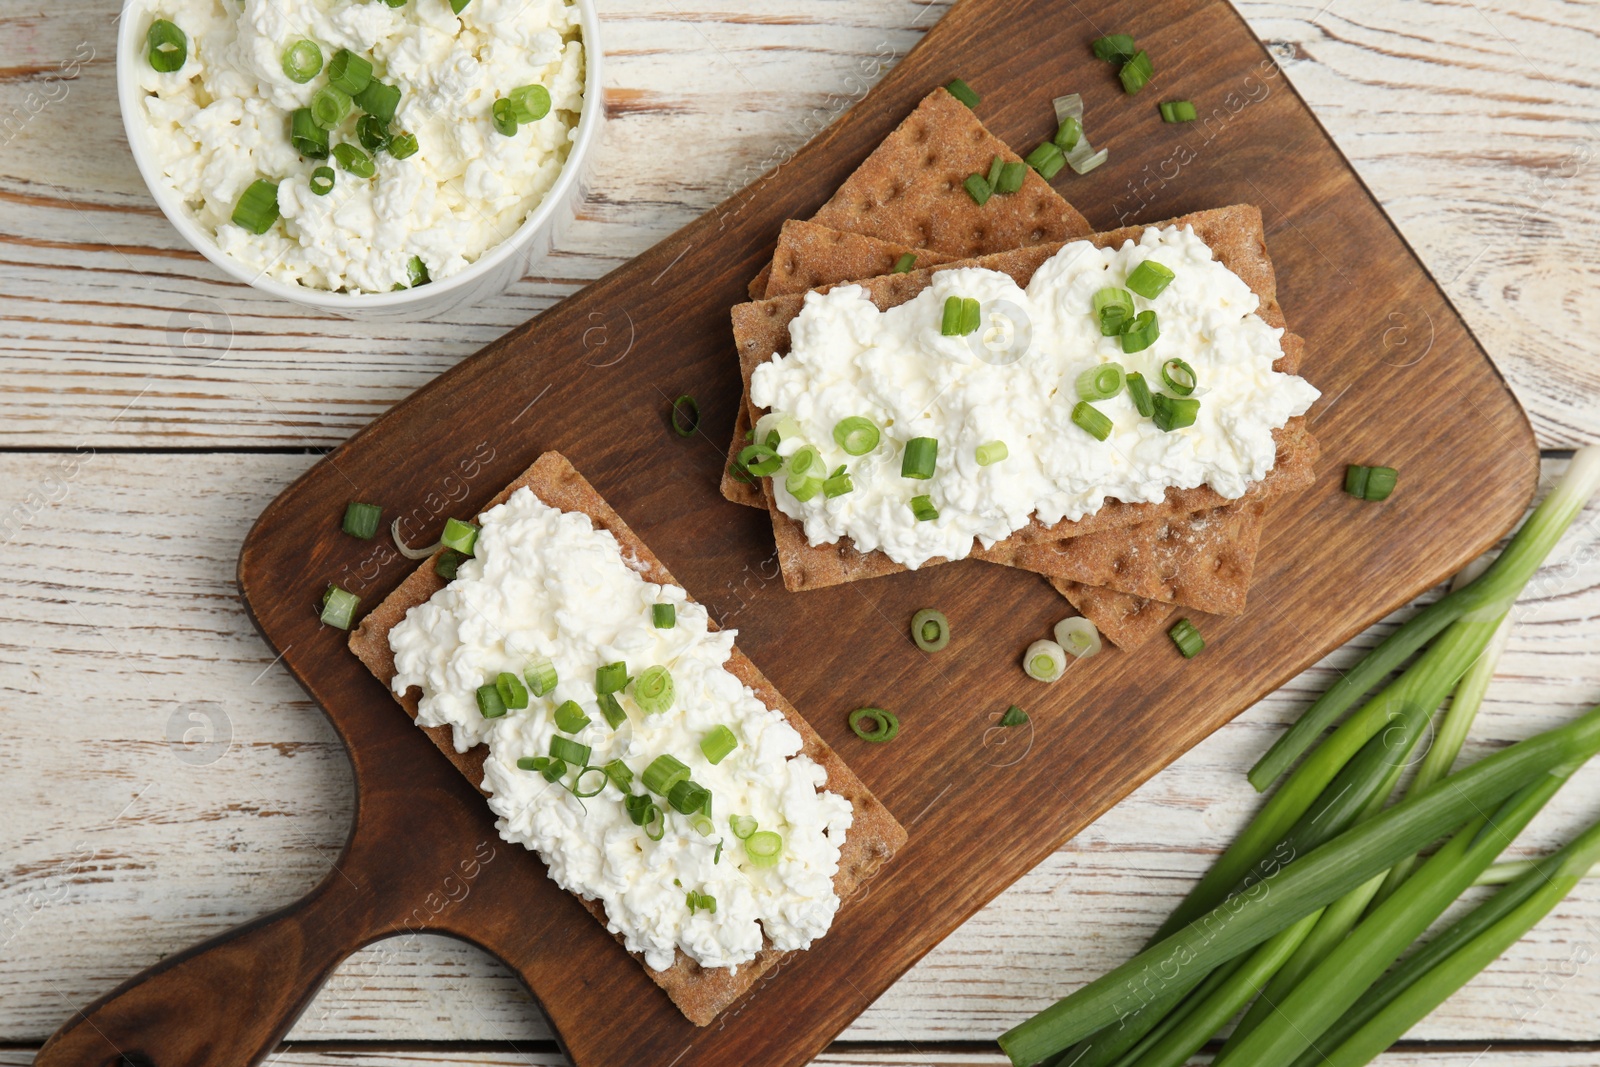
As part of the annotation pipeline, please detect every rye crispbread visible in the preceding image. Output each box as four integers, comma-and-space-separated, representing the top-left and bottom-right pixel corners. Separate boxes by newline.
1053, 579, 1182, 649
348, 452, 906, 1027
763, 219, 957, 299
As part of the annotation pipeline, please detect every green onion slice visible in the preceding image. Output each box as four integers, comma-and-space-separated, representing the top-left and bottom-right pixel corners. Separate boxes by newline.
342, 501, 381, 540
976, 441, 1008, 466
496, 671, 529, 710
833, 416, 880, 455
434, 550, 462, 580
440, 517, 478, 555
1160, 99, 1198, 123
1024, 639, 1067, 682
1364, 465, 1399, 501
670, 394, 700, 437
910, 495, 939, 522
1344, 464, 1370, 499
1053, 117, 1083, 152
1072, 400, 1113, 441
1092, 287, 1135, 336
1169, 618, 1205, 658
945, 78, 980, 108
319, 584, 360, 630
1091, 34, 1137, 61
309, 166, 336, 196
550, 735, 591, 767
231, 179, 281, 235
744, 830, 784, 867
147, 18, 188, 73
595, 661, 629, 695
281, 39, 322, 83
642, 754, 690, 797
996, 160, 1028, 194
1152, 394, 1200, 432
892, 253, 917, 273
1119, 309, 1160, 353
823, 467, 854, 498
643, 805, 665, 840
596, 691, 627, 730
848, 706, 900, 743
572, 765, 608, 797
787, 444, 822, 479
730, 814, 759, 839
1119, 49, 1154, 94
999, 704, 1029, 728
737, 443, 782, 477
985, 154, 1005, 190
1160, 357, 1197, 395
700, 725, 738, 765
356, 114, 390, 153
634, 665, 674, 715
785, 472, 821, 502
652, 603, 676, 629
686, 889, 717, 912
476, 683, 507, 719
911, 608, 950, 653
491, 97, 519, 137
603, 759, 633, 792
1054, 616, 1103, 659
450, 0, 472, 11
509, 83, 551, 123
1126, 260, 1175, 299
668, 779, 710, 816
388, 132, 419, 160
553, 699, 590, 733
354, 80, 401, 125
1024, 140, 1066, 179
310, 86, 352, 130
327, 49, 372, 96
902, 437, 938, 479
524, 657, 558, 697
333, 142, 375, 179
405, 255, 429, 288
519, 755, 564, 782
1126, 371, 1155, 416
1076, 362, 1126, 402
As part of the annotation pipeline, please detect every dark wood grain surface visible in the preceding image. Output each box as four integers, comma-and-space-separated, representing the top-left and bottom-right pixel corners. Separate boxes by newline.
36, 0, 1539, 1064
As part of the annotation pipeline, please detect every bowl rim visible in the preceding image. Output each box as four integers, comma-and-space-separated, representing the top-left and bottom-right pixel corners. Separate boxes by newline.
116, 0, 604, 310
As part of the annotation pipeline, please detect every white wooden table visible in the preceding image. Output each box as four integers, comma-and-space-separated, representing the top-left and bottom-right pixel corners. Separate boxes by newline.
3, 0, 1598, 1062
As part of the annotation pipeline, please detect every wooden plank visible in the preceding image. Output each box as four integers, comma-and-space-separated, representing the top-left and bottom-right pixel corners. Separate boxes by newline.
2, 454, 1597, 1047
0, 0, 1594, 447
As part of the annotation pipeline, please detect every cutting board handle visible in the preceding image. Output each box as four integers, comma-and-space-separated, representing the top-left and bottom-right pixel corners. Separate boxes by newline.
33, 869, 366, 1067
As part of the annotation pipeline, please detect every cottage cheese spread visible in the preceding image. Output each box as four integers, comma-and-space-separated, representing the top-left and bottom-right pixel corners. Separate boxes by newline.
749, 225, 1321, 568
388, 488, 854, 971
133, 0, 583, 292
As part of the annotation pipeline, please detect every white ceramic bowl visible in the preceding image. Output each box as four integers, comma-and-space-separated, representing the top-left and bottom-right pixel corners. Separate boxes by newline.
117, 0, 603, 322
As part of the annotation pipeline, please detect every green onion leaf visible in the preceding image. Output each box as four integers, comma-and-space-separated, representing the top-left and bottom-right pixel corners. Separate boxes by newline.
945, 78, 980, 108
999, 704, 1029, 728
553, 699, 590, 733
1092, 287, 1135, 336
1119, 49, 1154, 94
633, 665, 674, 715
549, 735, 590, 766
911, 608, 950, 652
281, 39, 322, 83
730, 814, 759, 839
327, 49, 372, 96
892, 252, 917, 273
996, 160, 1028, 194
962, 173, 992, 205
1160, 357, 1197, 395
849, 706, 900, 743
1126, 371, 1155, 417
652, 603, 676, 629
147, 18, 188, 73
909, 495, 939, 522
332, 142, 375, 179
310, 166, 335, 196
642, 754, 690, 797
1152, 394, 1200, 432
670, 394, 700, 437
440, 517, 478, 555
231, 179, 281, 235
491, 97, 519, 137
496, 671, 529, 710
902, 436, 938, 479
1127, 260, 1175, 299
1024, 140, 1066, 179
976, 440, 1008, 466
319, 584, 360, 629
1091, 34, 1137, 62
388, 131, 419, 160
524, 657, 557, 697
1024, 639, 1067, 682
476, 683, 507, 719
1076, 362, 1126, 401
342, 501, 381, 540
745, 830, 784, 867
1169, 618, 1205, 658
596, 691, 626, 730
700, 724, 738, 764
595, 661, 629, 695
1119, 309, 1160, 352
509, 83, 551, 123
1071, 400, 1113, 441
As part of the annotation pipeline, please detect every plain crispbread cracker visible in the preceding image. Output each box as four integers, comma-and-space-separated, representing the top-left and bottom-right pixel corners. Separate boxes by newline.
348, 452, 906, 1027
746, 86, 1091, 298
1054, 580, 1181, 649
763, 220, 957, 299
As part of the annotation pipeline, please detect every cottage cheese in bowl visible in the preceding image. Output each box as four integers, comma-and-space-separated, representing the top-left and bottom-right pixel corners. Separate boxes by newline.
123, 0, 591, 302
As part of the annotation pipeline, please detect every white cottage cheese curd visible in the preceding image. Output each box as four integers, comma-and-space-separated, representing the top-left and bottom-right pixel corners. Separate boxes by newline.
749, 225, 1321, 569
388, 487, 854, 971
133, 0, 583, 292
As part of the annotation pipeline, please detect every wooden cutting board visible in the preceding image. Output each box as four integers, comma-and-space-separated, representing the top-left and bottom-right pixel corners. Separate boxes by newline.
38, 0, 1538, 1063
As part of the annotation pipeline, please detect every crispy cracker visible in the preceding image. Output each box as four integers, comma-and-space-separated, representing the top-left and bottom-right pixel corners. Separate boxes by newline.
349, 452, 906, 1027
764, 220, 958, 299
1054, 580, 1180, 649
728, 205, 1316, 592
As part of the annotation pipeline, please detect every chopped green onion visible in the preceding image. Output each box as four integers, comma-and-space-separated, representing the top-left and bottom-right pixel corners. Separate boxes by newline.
1093, 287, 1135, 336
633, 665, 674, 715
961, 297, 982, 333
1127, 260, 1175, 299
670, 394, 700, 437
1160, 357, 1197, 395
405, 255, 429, 288
1344, 464, 1370, 499
785, 472, 822, 501
549, 735, 590, 767
985, 154, 1005, 190
519, 755, 565, 782
434, 549, 462, 580
333, 142, 375, 179
976, 441, 1008, 466
624, 791, 655, 824
1076, 362, 1126, 402
902, 437, 938, 479
572, 765, 608, 797
910, 495, 939, 522
745, 830, 784, 868
1126, 371, 1155, 416
1169, 618, 1205, 658
309, 166, 336, 196
231, 179, 280, 235
1346, 464, 1399, 502
1120, 309, 1160, 352
1152, 394, 1200, 432
595, 661, 629, 695
327, 49, 372, 96
146, 18, 187, 73
388, 131, 419, 159
892, 252, 917, 273
668, 779, 710, 816
940, 294, 980, 335
524, 657, 557, 697
357, 114, 390, 153
833, 416, 880, 455
596, 691, 626, 730
354, 80, 401, 125
1160, 99, 1198, 123
1119, 49, 1154, 94
786, 444, 822, 480
553, 699, 590, 733
823, 466, 854, 498
686, 889, 717, 914
319, 584, 359, 629
290, 108, 330, 158
1024, 140, 1066, 179
342, 501, 381, 540
755, 411, 800, 447
737, 443, 782, 477
642, 754, 690, 796
1071, 400, 1113, 441
491, 97, 519, 137
701, 725, 738, 764
509, 83, 551, 123
476, 683, 506, 719
999, 705, 1029, 728
730, 814, 759, 839
1024, 639, 1067, 682
449, 0, 471, 11
911, 608, 950, 652
440, 517, 478, 555
848, 706, 899, 743
1054, 616, 1102, 659
603, 759, 633, 792
310, 86, 352, 130
496, 671, 529, 710
945, 78, 980, 108
996, 160, 1028, 194
1068, 145, 1110, 175
652, 603, 675, 629
1053, 117, 1083, 152
1091, 34, 1137, 62
281, 39, 322, 83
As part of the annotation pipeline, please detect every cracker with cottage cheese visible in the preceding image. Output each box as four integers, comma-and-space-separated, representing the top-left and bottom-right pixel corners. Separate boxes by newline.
349, 452, 905, 1026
